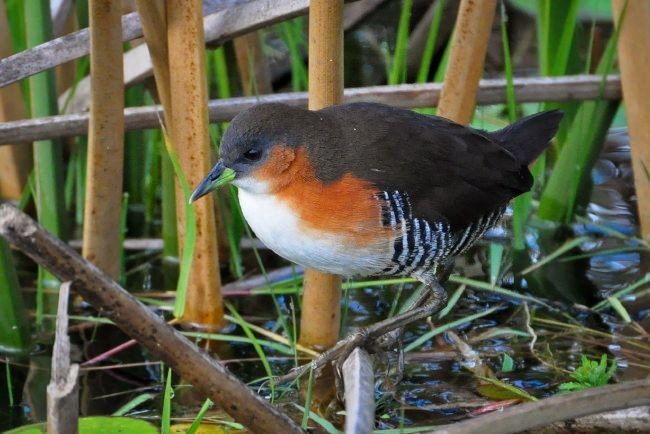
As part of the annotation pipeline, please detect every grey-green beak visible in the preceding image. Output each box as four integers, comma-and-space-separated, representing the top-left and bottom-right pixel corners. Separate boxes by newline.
189, 160, 235, 203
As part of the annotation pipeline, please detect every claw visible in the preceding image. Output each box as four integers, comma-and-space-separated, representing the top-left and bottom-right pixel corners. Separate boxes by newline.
275, 277, 449, 387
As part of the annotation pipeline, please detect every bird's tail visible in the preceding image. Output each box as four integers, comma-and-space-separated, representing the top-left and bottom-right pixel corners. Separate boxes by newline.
491, 110, 564, 165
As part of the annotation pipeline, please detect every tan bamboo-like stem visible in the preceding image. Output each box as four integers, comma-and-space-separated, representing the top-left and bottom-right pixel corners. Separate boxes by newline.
82, 0, 125, 279
437, 0, 497, 123
167, 0, 224, 328
0, 0, 31, 200
613, 0, 650, 242
234, 32, 273, 96
135, 0, 172, 118
299, 0, 344, 350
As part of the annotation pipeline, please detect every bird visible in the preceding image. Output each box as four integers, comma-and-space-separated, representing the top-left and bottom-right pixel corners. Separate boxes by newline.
190, 102, 563, 326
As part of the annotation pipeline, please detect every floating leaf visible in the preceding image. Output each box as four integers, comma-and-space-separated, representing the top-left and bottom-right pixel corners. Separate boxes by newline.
476, 376, 537, 402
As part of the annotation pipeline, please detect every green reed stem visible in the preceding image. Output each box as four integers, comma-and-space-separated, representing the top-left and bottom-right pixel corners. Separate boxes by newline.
24, 0, 66, 328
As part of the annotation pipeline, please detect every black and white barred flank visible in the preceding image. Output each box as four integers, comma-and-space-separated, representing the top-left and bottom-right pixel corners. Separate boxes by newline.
376, 191, 504, 277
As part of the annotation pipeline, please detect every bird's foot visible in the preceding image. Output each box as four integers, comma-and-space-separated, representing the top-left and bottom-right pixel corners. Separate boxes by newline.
275, 277, 448, 386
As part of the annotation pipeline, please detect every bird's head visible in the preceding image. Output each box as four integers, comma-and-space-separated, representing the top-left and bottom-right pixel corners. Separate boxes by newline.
189, 103, 318, 203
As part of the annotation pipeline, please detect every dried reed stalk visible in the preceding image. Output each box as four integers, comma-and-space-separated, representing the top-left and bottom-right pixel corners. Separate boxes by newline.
299, 0, 345, 350
82, 0, 125, 279
167, 0, 224, 328
234, 31, 273, 95
0, 0, 31, 200
613, 0, 650, 242
437, 0, 497, 123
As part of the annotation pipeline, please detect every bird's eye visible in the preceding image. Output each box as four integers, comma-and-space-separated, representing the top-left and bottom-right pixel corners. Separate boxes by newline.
243, 149, 261, 161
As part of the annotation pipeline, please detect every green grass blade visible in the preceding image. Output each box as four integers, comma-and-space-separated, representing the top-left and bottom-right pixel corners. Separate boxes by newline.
520, 236, 589, 275
160, 135, 178, 260
186, 399, 213, 434
437, 284, 464, 319
161, 368, 173, 434
448, 275, 552, 308
499, 2, 516, 122
388, 0, 413, 85
213, 47, 232, 99
405, 306, 500, 352
184, 333, 293, 355
160, 126, 196, 318
592, 273, 650, 311
226, 302, 275, 399
416, 0, 445, 83
112, 393, 155, 416
489, 243, 504, 287
606, 297, 631, 323
550, 0, 579, 76
5, 362, 14, 407
301, 368, 315, 429
280, 19, 308, 91
75, 138, 88, 226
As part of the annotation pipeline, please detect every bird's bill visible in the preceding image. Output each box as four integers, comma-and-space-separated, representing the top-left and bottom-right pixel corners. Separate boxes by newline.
189, 160, 235, 203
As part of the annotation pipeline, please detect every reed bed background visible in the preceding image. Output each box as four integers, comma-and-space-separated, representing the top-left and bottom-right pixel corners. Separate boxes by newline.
0, 0, 649, 432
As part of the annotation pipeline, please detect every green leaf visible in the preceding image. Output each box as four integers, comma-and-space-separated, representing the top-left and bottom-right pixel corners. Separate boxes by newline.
607, 297, 632, 323
162, 369, 174, 434
559, 353, 617, 392
501, 354, 514, 373
294, 403, 340, 434
112, 393, 155, 416
489, 243, 504, 287
186, 399, 214, 434
6, 417, 158, 434
476, 376, 537, 402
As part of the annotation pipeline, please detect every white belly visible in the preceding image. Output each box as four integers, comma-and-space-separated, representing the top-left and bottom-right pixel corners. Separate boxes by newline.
238, 189, 387, 276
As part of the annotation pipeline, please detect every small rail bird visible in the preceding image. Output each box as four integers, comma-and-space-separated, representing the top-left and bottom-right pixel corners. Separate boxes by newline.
191, 102, 562, 324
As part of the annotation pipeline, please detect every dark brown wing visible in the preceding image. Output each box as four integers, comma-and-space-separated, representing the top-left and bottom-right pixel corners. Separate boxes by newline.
311, 103, 547, 230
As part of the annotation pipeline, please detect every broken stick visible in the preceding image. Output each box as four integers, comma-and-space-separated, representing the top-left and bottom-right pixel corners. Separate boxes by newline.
47, 281, 79, 434
0, 204, 302, 434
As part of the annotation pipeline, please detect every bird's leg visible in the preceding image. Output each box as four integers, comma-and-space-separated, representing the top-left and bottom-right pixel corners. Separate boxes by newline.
373, 275, 448, 383
275, 275, 448, 386
374, 280, 437, 350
